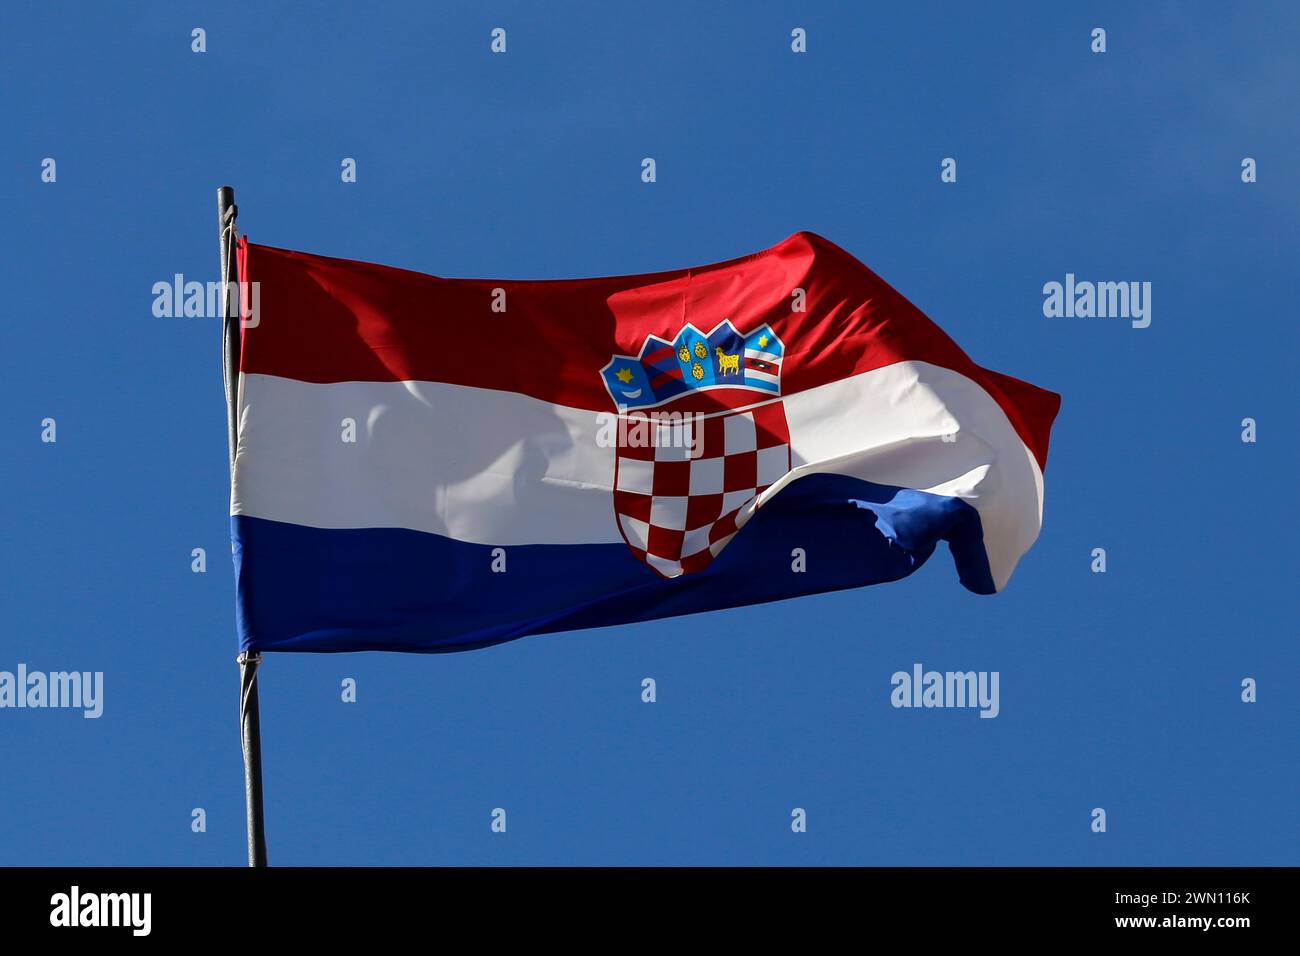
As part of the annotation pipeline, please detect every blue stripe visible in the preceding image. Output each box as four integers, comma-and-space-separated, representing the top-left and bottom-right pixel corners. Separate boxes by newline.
232, 473, 994, 654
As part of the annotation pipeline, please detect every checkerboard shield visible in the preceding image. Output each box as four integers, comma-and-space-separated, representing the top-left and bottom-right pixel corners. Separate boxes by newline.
613, 400, 792, 578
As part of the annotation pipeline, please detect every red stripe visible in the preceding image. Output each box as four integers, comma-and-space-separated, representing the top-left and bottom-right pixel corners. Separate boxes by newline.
237, 233, 1059, 470
649, 367, 684, 389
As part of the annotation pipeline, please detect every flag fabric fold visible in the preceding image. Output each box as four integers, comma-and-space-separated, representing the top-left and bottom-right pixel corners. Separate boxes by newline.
230, 232, 1060, 653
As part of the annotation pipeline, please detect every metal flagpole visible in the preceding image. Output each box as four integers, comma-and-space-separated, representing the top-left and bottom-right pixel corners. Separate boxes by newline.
218, 186, 268, 867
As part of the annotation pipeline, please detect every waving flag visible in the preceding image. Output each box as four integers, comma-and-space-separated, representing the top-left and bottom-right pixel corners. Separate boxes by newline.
230, 232, 1059, 653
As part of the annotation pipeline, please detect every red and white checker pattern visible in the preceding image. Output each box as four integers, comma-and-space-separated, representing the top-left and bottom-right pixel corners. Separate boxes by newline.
613, 402, 791, 577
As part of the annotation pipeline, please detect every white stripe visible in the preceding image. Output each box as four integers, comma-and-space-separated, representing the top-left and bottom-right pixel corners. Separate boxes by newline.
777, 363, 1044, 591
744, 349, 782, 363
234, 361, 1045, 588
745, 369, 779, 386
233, 375, 618, 546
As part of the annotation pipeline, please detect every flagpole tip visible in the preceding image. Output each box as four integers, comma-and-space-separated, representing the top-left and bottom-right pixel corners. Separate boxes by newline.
217, 188, 238, 229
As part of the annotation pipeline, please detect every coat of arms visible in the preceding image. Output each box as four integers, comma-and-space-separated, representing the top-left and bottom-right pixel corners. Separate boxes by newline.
599, 319, 790, 577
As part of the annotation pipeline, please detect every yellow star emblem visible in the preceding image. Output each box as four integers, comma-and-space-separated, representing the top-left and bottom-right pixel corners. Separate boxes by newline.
758, 334, 769, 348
615, 367, 634, 384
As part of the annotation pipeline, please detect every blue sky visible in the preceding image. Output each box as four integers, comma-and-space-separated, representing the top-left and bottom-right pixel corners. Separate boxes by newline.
1, 1, 1296, 865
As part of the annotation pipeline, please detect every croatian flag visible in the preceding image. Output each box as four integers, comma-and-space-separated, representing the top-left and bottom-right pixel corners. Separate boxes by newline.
231, 232, 1059, 653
